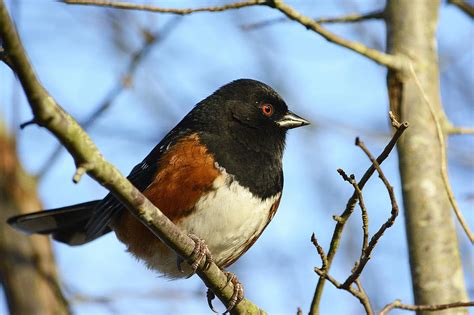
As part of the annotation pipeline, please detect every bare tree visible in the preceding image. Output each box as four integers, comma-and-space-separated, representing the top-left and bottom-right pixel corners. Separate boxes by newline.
1, 0, 472, 314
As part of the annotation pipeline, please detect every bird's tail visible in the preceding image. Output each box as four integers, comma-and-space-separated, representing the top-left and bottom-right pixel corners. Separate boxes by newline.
7, 200, 111, 246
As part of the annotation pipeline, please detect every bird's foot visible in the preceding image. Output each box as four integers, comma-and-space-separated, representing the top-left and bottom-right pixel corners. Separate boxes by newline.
207, 271, 244, 314
177, 234, 213, 276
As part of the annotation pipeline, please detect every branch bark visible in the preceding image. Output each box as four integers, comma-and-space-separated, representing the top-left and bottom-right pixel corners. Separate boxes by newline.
0, 1, 263, 313
36, 17, 182, 179
62, 0, 266, 14
386, 0, 469, 313
267, 0, 404, 70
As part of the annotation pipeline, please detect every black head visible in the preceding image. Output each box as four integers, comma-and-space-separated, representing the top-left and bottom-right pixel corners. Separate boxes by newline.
185, 79, 309, 162
176, 79, 309, 199
210, 79, 310, 132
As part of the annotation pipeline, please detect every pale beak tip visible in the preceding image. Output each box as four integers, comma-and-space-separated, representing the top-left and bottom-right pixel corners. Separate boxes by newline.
277, 111, 310, 129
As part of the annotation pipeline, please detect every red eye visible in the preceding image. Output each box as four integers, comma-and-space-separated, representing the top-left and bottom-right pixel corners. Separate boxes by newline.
260, 104, 273, 117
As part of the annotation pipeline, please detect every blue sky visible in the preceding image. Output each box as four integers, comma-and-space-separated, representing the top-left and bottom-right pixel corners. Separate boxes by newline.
1, 1, 472, 314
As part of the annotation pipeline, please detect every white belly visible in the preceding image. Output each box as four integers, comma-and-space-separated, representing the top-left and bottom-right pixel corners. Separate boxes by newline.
179, 172, 280, 266
147, 171, 280, 278
146, 171, 280, 278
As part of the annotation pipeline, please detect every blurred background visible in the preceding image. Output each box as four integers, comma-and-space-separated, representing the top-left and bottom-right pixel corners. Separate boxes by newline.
0, 0, 472, 314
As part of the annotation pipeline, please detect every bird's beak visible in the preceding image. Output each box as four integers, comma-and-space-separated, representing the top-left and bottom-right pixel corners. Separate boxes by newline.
276, 111, 310, 129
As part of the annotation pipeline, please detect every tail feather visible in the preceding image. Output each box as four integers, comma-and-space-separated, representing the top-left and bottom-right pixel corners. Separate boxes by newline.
7, 200, 110, 246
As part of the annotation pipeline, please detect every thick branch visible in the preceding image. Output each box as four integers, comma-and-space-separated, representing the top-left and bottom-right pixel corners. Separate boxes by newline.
62, 0, 266, 14
64, 0, 404, 70
409, 63, 474, 243
379, 300, 474, 315
0, 46, 14, 71
0, 2, 263, 313
268, 0, 404, 70
36, 17, 182, 179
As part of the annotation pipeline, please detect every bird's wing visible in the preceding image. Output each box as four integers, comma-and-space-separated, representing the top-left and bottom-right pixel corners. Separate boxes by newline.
84, 128, 190, 241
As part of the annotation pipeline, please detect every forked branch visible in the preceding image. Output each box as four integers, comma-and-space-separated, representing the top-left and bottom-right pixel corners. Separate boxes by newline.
309, 112, 408, 314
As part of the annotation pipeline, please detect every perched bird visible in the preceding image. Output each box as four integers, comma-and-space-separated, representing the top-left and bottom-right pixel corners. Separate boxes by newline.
8, 79, 309, 309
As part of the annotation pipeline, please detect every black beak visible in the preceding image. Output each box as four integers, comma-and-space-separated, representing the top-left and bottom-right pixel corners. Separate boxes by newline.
276, 111, 310, 129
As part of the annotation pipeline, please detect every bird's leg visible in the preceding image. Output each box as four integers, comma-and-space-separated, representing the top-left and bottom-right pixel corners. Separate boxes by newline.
206, 271, 244, 314
177, 234, 213, 275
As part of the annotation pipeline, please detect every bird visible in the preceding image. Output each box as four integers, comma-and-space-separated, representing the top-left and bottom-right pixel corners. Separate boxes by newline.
7, 78, 309, 310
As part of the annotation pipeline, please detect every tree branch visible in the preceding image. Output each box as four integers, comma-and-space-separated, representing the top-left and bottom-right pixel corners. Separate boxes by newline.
447, 0, 474, 18
36, 17, 182, 179
63, 0, 404, 70
447, 126, 474, 135
309, 112, 408, 315
341, 138, 399, 289
379, 300, 474, 315
62, 0, 266, 14
313, 133, 401, 315
241, 9, 384, 31
337, 170, 369, 253
409, 63, 474, 243
313, 267, 373, 315
0, 46, 14, 71
0, 1, 264, 313
267, 0, 404, 70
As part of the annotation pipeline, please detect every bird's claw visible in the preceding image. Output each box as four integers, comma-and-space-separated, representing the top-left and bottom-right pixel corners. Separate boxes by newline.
206, 271, 244, 314
207, 289, 219, 313
176, 234, 213, 276
223, 271, 244, 313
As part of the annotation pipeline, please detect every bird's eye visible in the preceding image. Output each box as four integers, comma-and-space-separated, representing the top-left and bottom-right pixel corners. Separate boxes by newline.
260, 103, 273, 117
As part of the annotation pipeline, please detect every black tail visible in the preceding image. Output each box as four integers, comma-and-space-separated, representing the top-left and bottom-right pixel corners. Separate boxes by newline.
7, 200, 111, 246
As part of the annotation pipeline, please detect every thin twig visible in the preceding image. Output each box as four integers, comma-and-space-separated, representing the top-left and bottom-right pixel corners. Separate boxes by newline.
448, 126, 474, 135
310, 113, 408, 314
338, 171, 369, 252
379, 300, 474, 315
341, 139, 399, 289
62, 0, 266, 14
314, 268, 374, 315
311, 233, 328, 271
242, 9, 384, 30
36, 17, 182, 179
447, 0, 474, 18
355, 279, 368, 299
268, 0, 403, 70
409, 63, 474, 243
